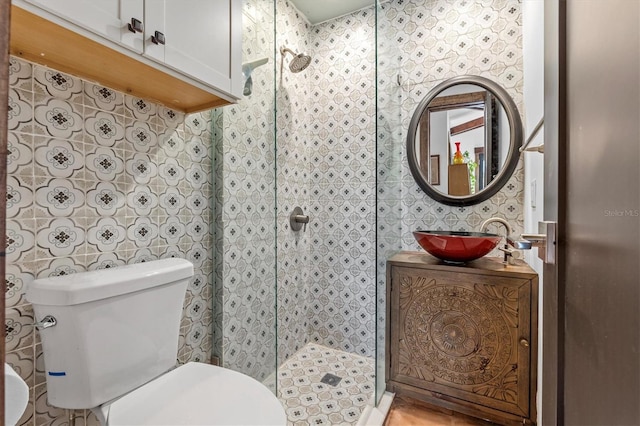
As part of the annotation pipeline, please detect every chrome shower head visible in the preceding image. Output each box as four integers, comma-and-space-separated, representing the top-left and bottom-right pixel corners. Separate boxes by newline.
280, 46, 311, 73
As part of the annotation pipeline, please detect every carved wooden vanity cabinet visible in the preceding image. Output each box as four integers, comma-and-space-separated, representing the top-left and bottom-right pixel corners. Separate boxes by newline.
386, 252, 538, 425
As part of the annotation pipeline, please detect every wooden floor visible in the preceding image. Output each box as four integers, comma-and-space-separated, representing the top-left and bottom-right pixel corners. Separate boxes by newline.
384, 395, 497, 426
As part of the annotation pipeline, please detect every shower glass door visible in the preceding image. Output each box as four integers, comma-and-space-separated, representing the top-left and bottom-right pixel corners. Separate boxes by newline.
375, 0, 406, 405
274, 0, 379, 422
214, 0, 383, 422
210, 0, 278, 391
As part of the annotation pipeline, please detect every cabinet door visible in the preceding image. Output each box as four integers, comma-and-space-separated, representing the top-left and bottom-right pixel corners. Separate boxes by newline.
389, 266, 532, 418
144, 0, 242, 97
22, 0, 143, 52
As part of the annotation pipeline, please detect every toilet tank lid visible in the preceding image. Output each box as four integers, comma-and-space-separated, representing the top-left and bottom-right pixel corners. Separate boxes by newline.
26, 259, 194, 306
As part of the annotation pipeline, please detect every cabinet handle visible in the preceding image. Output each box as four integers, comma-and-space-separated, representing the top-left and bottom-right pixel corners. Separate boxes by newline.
151, 31, 166, 45
519, 338, 529, 348
128, 18, 143, 33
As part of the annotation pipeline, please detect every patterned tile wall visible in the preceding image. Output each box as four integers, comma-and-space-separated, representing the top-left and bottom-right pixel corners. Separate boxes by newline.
274, 0, 314, 363
212, 0, 278, 382
376, 0, 525, 387
306, 10, 377, 357
214, 0, 379, 373
378, 0, 524, 242
6, 56, 214, 426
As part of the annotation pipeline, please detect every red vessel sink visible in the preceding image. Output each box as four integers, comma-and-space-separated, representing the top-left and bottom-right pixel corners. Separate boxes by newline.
413, 230, 502, 263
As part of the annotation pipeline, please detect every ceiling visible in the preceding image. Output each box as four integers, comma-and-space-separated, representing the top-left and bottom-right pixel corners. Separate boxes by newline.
288, 0, 375, 24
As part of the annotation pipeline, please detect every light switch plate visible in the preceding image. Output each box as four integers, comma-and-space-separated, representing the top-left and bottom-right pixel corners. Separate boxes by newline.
531, 179, 537, 208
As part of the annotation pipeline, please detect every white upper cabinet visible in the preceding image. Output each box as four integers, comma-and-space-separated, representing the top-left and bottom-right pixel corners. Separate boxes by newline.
13, 0, 242, 107
22, 0, 145, 52
144, 0, 242, 96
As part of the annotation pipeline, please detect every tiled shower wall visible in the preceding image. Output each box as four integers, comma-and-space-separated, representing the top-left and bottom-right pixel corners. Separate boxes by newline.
275, 0, 314, 363
213, 0, 379, 376
306, 11, 376, 357
6, 56, 213, 426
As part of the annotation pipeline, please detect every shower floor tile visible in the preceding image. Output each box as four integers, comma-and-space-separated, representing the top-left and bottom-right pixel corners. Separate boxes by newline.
276, 343, 375, 426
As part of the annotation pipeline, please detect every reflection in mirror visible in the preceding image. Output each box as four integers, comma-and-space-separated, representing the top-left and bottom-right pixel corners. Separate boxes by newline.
417, 86, 510, 195
407, 76, 522, 206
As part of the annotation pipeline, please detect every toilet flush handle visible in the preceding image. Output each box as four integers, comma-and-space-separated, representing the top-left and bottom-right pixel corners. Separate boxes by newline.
34, 315, 57, 330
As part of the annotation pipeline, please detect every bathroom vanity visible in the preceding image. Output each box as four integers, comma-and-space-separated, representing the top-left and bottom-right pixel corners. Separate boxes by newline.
386, 251, 538, 425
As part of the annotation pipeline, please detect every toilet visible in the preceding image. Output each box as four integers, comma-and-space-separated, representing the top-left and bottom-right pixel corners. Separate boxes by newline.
26, 258, 286, 425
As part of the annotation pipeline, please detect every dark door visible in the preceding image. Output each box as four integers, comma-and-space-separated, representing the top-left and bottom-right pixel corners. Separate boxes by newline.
545, 1, 640, 424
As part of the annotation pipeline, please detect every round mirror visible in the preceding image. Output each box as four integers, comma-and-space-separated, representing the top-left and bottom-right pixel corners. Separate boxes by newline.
406, 75, 523, 206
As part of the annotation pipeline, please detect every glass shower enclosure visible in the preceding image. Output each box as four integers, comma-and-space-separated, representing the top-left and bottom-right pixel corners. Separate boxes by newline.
211, 0, 390, 422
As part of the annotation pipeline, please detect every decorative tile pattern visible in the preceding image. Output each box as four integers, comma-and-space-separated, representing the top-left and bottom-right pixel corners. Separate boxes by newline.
126, 185, 159, 216
125, 120, 157, 153
7, 132, 34, 176
86, 182, 126, 216
6, 307, 35, 353
125, 152, 158, 184
7, 56, 215, 426
5, 263, 34, 308
84, 81, 124, 113
126, 217, 158, 248
33, 98, 83, 139
9, 56, 33, 91
84, 108, 125, 147
34, 178, 84, 217
306, 6, 376, 357
86, 252, 127, 271
86, 217, 127, 253
36, 217, 86, 257
124, 95, 156, 120
33, 66, 82, 101
275, 343, 374, 425
159, 188, 186, 215
158, 158, 185, 187
38, 257, 83, 278
7, 176, 34, 219
159, 128, 185, 158
6, 219, 36, 264
8, 88, 33, 132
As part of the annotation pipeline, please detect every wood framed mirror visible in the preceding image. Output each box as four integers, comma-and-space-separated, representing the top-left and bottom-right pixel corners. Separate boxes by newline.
407, 75, 523, 206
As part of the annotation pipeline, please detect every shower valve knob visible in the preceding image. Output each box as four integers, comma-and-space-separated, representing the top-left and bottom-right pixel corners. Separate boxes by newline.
290, 207, 309, 232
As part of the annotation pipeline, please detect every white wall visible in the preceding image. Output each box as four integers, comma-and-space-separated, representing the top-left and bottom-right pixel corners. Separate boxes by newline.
523, 1, 545, 272
522, 0, 544, 423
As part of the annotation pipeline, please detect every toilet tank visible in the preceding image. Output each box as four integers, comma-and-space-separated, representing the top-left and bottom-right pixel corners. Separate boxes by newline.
26, 259, 194, 409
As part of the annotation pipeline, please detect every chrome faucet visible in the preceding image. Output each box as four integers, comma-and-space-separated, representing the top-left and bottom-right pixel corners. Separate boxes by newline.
480, 217, 512, 237
480, 217, 521, 263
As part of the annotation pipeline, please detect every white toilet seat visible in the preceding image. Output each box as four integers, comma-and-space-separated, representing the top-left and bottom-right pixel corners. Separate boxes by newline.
104, 362, 286, 425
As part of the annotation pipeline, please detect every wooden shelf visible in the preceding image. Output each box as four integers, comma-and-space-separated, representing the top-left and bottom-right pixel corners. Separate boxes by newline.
10, 5, 233, 113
